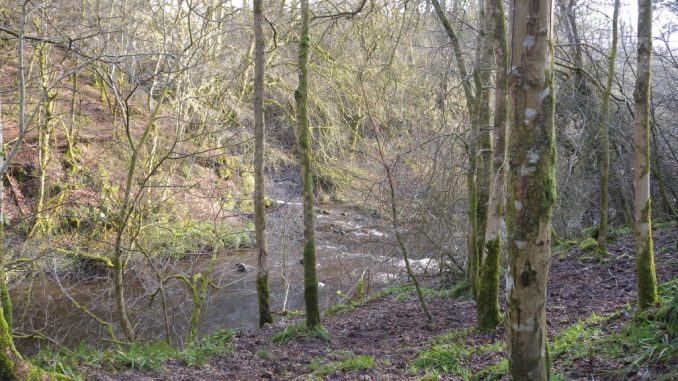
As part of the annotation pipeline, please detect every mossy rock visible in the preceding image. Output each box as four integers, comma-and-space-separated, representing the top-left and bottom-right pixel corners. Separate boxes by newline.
67, 216, 81, 230
582, 225, 623, 242
221, 190, 236, 210
216, 155, 236, 179
240, 173, 255, 196
579, 237, 598, 252
216, 166, 232, 179
239, 198, 254, 213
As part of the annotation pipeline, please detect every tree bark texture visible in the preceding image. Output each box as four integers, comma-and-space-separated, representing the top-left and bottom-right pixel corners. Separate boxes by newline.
296, 0, 321, 329
633, 0, 658, 310
506, 0, 555, 379
253, 0, 273, 328
597, 0, 619, 253
477, 0, 509, 331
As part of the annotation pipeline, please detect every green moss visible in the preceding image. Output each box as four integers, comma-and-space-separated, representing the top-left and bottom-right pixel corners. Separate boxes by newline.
477, 237, 502, 330
240, 173, 255, 195
216, 167, 232, 179
541, 167, 557, 212
239, 198, 254, 213
637, 200, 658, 309
578, 237, 598, 252
0, 277, 12, 331
0, 302, 19, 380
256, 271, 273, 327
221, 190, 236, 210
354, 273, 366, 301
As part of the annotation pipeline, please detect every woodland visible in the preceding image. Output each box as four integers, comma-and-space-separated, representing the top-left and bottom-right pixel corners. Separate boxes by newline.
0, 0, 676, 380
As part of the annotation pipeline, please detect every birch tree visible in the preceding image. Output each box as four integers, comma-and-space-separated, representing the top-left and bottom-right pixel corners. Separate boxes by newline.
254, 0, 273, 327
505, 0, 555, 378
477, 0, 508, 330
633, 0, 658, 309
597, 0, 620, 253
296, 0, 321, 329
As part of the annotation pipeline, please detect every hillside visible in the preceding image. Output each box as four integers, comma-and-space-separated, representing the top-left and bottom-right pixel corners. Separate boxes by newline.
31, 223, 677, 381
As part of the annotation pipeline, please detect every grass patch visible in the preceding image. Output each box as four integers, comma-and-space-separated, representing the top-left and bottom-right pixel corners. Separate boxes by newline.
551, 276, 678, 379
325, 283, 411, 316
113, 342, 176, 371
256, 349, 272, 360
551, 312, 608, 360
410, 328, 504, 379
177, 328, 238, 365
307, 354, 374, 377
31, 343, 109, 381
578, 237, 598, 252
270, 322, 330, 344
31, 328, 238, 379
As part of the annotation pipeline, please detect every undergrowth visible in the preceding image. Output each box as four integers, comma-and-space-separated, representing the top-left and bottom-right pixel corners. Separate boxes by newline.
326, 279, 470, 317
410, 328, 504, 380
270, 322, 330, 344
550, 275, 678, 379
30, 328, 238, 380
307, 353, 374, 377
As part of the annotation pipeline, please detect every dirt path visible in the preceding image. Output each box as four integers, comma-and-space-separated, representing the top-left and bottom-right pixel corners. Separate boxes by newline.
90, 225, 678, 381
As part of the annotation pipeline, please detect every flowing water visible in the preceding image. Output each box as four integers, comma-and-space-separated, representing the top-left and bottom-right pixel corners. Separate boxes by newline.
12, 191, 440, 354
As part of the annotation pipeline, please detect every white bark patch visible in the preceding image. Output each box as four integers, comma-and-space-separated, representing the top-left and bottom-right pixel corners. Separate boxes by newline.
512, 317, 535, 332
522, 35, 535, 50
515, 240, 526, 249
525, 108, 537, 119
506, 275, 514, 291
519, 165, 536, 176
527, 149, 540, 164
514, 200, 523, 210
538, 87, 550, 102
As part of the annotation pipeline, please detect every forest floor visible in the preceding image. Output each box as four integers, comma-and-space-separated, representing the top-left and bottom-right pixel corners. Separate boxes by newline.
51, 223, 678, 380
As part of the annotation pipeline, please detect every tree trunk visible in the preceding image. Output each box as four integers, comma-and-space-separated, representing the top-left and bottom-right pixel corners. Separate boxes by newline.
254, 0, 273, 328
296, 0, 321, 329
633, 0, 658, 310
0, 94, 23, 381
477, 0, 508, 331
474, 0, 494, 274
430, 0, 483, 297
506, 0, 555, 379
31, 42, 57, 238
597, 0, 619, 253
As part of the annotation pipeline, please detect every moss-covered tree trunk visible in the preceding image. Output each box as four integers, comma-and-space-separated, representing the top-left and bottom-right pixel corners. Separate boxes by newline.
31, 41, 57, 238
296, 0, 321, 329
430, 0, 484, 298
0, 94, 24, 381
253, 0, 273, 328
474, 0, 494, 275
477, 0, 508, 331
505, 0, 555, 379
597, 0, 619, 253
0, 7, 48, 376
633, 0, 658, 310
